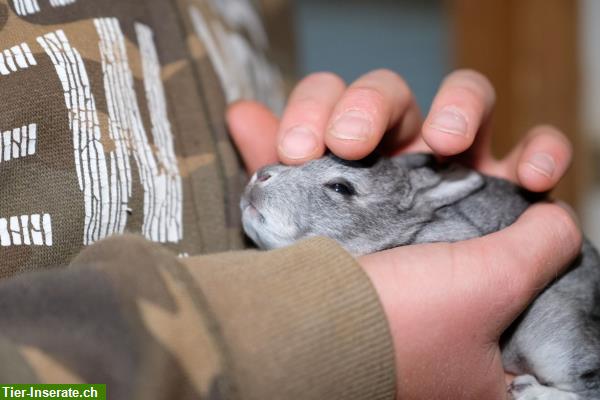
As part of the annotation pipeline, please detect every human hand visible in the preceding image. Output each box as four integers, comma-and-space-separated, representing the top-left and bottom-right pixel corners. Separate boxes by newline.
227, 69, 580, 399
227, 69, 571, 193
359, 203, 581, 400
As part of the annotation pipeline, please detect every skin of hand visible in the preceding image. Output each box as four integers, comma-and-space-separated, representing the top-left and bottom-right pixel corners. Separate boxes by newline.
226, 69, 582, 400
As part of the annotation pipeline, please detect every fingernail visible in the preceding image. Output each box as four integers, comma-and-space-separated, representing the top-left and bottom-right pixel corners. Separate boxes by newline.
428, 106, 468, 136
279, 126, 318, 160
329, 110, 372, 141
527, 153, 556, 178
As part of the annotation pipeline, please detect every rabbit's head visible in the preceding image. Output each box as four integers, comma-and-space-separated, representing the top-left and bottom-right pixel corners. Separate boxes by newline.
240, 153, 484, 256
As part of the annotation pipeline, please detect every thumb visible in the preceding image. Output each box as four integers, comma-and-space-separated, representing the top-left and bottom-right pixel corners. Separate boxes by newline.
226, 100, 280, 175
453, 201, 582, 334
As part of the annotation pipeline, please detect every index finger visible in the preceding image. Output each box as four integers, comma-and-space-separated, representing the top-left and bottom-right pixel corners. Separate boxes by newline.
324, 69, 423, 160
226, 101, 280, 175
276, 72, 346, 164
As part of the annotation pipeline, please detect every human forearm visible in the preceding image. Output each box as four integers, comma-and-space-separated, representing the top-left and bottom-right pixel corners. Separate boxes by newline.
0, 235, 396, 400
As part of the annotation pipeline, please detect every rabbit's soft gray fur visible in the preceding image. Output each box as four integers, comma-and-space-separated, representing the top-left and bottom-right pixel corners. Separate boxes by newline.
241, 153, 600, 400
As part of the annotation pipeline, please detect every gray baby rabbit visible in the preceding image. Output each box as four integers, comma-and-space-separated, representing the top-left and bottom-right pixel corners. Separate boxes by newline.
241, 153, 600, 400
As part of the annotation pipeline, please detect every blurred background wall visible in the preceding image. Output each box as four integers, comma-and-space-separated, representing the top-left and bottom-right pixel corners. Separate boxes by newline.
294, 0, 449, 112
580, 0, 600, 245
261, 0, 600, 246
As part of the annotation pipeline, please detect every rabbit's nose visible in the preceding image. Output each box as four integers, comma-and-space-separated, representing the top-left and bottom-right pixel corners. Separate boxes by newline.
257, 170, 271, 182
253, 165, 286, 185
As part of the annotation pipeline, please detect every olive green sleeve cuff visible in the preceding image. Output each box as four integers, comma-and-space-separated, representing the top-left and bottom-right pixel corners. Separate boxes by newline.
184, 237, 396, 400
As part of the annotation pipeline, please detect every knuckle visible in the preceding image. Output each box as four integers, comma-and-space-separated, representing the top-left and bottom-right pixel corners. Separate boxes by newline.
445, 69, 496, 104
448, 85, 484, 105
436, 85, 487, 119
282, 97, 327, 125
303, 71, 345, 87
528, 124, 564, 141
344, 86, 387, 110
530, 123, 562, 135
290, 96, 323, 113
369, 68, 403, 81
365, 68, 411, 93
529, 125, 573, 152
370, 67, 398, 77
450, 69, 493, 89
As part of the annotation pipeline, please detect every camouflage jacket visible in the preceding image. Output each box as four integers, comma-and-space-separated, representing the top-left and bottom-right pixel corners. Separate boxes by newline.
0, 1, 396, 399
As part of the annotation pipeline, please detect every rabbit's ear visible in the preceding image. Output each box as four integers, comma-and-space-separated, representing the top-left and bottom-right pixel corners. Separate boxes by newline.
408, 165, 484, 211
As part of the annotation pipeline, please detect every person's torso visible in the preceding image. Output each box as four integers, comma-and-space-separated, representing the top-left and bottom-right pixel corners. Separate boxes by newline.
0, 0, 285, 277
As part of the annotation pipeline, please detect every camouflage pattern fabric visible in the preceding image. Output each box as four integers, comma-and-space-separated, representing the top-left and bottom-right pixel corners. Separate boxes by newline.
0, 1, 397, 399
0, 235, 396, 400
0, 0, 283, 276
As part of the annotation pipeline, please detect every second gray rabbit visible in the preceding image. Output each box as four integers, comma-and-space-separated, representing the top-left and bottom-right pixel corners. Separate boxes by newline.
241, 153, 600, 400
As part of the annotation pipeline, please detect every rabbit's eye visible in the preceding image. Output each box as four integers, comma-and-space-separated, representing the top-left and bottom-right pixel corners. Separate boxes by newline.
325, 181, 356, 197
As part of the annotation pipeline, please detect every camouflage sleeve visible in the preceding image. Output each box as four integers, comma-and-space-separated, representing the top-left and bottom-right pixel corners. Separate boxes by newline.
0, 235, 396, 400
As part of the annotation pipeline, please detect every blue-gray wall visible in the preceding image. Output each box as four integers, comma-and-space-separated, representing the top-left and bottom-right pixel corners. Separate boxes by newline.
293, 0, 450, 111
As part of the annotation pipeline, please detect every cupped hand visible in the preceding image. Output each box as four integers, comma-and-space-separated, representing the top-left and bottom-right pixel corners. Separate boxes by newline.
227, 69, 571, 193
360, 203, 581, 400
226, 68, 581, 399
